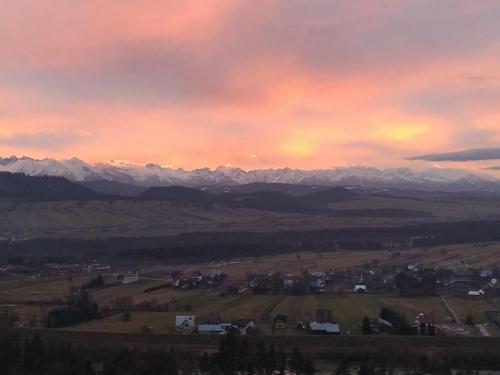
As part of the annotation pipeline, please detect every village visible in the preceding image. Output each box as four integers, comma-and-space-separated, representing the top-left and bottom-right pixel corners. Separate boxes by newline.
167, 257, 500, 337
3, 245, 500, 338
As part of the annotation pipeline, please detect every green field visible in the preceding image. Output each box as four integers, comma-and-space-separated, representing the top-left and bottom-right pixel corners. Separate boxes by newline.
69, 289, 500, 335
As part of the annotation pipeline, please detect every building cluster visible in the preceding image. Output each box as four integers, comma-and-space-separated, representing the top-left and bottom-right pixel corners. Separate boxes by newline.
175, 315, 257, 335
246, 267, 396, 295
273, 310, 342, 335
395, 264, 500, 297
243, 262, 500, 299
171, 270, 229, 290
175, 308, 342, 336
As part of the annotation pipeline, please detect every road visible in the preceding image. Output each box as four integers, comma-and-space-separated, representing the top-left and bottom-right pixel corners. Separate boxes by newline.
477, 324, 491, 337
441, 295, 460, 323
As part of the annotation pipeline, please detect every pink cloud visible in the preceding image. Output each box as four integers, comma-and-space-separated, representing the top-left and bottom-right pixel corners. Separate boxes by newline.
0, 0, 500, 170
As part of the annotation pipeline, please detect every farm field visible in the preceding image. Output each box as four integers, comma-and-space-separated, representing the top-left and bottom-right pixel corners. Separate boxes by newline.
3, 243, 500, 337
70, 291, 500, 335
1, 187, 500, 240
0, 199, 433, 240
3, 242, 500, 305
0, 274, 96, 303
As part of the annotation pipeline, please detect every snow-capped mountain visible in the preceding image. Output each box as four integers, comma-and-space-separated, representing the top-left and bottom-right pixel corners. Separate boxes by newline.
0, 156, 498, 191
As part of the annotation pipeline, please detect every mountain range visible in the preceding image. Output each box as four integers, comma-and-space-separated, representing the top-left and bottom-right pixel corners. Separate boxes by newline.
1, 155, 499, 192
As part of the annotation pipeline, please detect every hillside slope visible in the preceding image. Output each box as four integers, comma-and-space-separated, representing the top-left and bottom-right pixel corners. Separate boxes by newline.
0, 172, 104, 201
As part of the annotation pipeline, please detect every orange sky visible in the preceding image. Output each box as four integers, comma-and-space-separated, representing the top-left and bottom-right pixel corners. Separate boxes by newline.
1, 0, 500, 172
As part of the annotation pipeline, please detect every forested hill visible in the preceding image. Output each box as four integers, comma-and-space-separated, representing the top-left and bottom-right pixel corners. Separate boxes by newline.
0, 172, 106, 201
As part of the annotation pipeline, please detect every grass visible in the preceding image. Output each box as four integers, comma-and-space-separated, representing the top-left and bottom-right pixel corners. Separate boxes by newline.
446, 296, 500, 323
71, 290, 500, 336
3, 190, 500, 239
0, 274, 95, 303
72, 311, 177, 334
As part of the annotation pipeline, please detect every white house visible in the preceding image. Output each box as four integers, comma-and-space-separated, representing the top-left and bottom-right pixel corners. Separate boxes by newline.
121, 271, 140, 284
176, 315, 196, 332
467, 289, 485, 297
353, 284, 367, 293
310, 278, 325, 289
198, 323, 231, 334
309, 322, 341, 335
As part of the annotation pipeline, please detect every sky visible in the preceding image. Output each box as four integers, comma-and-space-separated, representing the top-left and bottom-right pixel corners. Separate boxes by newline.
1, 0, 500, 171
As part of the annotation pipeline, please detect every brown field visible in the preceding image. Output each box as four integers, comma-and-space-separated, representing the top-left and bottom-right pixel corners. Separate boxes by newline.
0, 274, 96, 303
1, 190, 500, 239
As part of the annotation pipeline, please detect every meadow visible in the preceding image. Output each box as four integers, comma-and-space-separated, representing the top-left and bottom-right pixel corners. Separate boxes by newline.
3, 243, 500, 336
70, 290, 499, 335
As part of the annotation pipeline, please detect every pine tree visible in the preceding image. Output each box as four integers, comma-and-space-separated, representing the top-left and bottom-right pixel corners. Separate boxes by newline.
199, 352, 210, 374
265, 345, 277, 374
362, 317, 373, 335
289, 348, 304, 372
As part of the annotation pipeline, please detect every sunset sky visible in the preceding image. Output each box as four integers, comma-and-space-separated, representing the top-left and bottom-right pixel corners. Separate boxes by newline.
1, 0, 500, 171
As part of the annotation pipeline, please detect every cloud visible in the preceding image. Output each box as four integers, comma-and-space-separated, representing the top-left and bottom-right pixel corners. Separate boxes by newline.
465, 74, 497, 82
407, 147, 500, 161
484, 166, 500, 171
0, 129, 91, 150
1, 1, 500, 168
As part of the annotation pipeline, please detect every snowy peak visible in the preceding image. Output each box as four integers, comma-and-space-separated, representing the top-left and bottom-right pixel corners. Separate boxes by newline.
0, 155, 498, 191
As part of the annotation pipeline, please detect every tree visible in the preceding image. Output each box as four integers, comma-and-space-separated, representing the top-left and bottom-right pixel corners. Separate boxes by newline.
121, 311, 131, 321
0, 335, 20, 374
465, 313, 475, 326
362, 317, 373, 335
277, 348, 286, 373
166, 347, 178, 375
199, 353, 210, 374
358, 361, 375, 375
264, 345, 277, 374
303, 355, 316, 375
289, 348, 304, 372
23, 333, 46, 373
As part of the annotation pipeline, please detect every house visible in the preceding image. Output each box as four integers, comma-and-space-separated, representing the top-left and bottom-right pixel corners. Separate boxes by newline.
296, 321, 306, 330
230, 319, 257, 335
480, 269, 494, 278
311, 271, 326, 278
310, 278, 325, 289
119, 271, 140, 284
273, 315, 288, 330
283, 276, 295, 289
309, 322, 341, 335
369, 318, 394, 335
467, 289, 485, 297
198, 323, 231, 334
176, 315, 196, 332
486, 311, 500, 327
354, 284, 367, 293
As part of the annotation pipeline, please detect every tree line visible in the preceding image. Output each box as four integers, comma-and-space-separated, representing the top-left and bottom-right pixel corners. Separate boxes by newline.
3, 219, 500, 264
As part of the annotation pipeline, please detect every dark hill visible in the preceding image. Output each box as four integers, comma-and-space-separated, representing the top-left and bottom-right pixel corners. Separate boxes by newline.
136, 186, 212, 203
0, 172, 104, 201
221, 190, 313, 213
80, 180, 147, 197
205, 183, 331, 197
135, 185, 358, 213
302, 187, 357, 204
